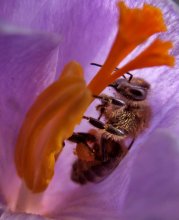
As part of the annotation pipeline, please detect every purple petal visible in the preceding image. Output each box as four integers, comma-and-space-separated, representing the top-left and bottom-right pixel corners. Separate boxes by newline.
0, 23, 60, 204
0, 0, 121, 213
121, 130, 179, 220
0, 0, 120, 208
0, 0, 119, 77
0, 0, 178, 219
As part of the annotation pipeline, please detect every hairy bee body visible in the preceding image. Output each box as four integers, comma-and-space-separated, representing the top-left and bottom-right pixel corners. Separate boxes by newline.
102, 97, 151, 141
69, 77, 152, 184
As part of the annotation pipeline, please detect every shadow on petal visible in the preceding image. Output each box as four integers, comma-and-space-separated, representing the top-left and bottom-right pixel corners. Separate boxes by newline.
1, 211, 47, 220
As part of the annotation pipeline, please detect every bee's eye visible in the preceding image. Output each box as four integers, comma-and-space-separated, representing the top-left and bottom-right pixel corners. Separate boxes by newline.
130, 89, 143, 96
129, 88, 147, 100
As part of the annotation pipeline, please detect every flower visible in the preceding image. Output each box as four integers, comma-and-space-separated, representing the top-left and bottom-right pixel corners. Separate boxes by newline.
14, 1, 174, 194
0, 0, 179, 220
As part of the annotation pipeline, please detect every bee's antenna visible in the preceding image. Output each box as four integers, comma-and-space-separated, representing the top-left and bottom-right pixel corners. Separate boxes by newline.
90, 63, 103, 68
90, 62, 130, 80
125, 72, 133, 82
91, 62, 120, 71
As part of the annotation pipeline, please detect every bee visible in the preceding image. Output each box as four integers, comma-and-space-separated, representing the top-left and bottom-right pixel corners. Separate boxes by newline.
68, 64, 152, 184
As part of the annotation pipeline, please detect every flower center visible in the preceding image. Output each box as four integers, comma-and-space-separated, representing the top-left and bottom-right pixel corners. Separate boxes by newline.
15, 2, 174, 193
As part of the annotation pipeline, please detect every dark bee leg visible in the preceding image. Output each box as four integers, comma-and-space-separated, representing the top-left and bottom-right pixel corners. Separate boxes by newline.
68, 132, 96, 143
100, 136, 108, 162
127, 138, 135, 150
68, 132, 96, 154
93, 95, 125, 120
83, 116, 126, 136
93, 95, 125, 107
96, 104, 106, 120
94, 96, 109, 120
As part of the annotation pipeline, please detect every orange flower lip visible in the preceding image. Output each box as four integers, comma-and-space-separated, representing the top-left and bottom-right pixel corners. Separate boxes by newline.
14, 2, 175, 193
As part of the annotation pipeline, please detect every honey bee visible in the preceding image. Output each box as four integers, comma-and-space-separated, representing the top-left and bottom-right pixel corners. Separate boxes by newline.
68, 64, 152, 184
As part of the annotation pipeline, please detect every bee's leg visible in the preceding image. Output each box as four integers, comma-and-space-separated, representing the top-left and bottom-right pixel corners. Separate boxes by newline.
100, 135, 108, 162
83, 116, 126, 136
127, 138, 135, 150
68, 132, 96, 154
93, 95, 125, 107
94, 95, 109, 120
96, 104, 106, 120
93, 95, 125, 120
68, 132, 96, 143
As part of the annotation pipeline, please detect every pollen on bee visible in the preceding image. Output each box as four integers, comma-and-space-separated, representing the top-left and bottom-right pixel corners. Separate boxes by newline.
75, 143, 95, 162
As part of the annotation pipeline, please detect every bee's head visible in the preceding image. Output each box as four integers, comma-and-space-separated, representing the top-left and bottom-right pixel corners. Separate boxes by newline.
109, 77, 150, 101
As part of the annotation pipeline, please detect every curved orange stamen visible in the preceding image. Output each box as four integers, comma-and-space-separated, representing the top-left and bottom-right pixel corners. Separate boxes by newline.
15, 62, 92, 192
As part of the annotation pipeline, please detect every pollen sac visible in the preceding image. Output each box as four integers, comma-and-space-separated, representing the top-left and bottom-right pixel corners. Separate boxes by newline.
75, 143, 95, 162
15, 61, 92, 193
